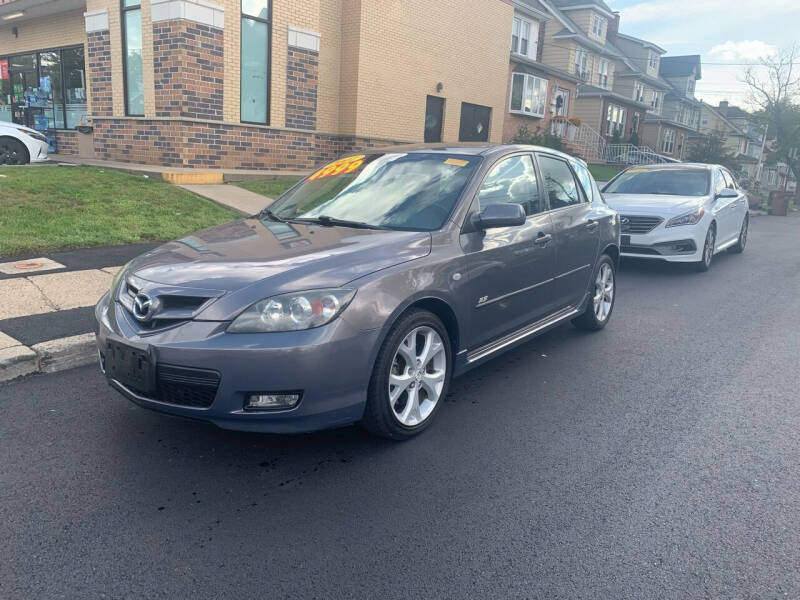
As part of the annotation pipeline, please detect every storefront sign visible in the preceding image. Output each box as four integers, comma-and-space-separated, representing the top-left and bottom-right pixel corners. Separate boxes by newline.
0, 59, 8, 80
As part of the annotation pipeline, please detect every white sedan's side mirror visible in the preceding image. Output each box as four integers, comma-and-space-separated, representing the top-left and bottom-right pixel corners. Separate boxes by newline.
716, 188, 738, 199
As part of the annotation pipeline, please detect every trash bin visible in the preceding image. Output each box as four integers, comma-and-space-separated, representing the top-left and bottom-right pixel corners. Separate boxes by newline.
769, 191, 791, 216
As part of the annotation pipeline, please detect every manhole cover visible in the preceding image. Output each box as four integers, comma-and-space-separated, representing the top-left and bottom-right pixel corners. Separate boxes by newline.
13, 262, 45, 270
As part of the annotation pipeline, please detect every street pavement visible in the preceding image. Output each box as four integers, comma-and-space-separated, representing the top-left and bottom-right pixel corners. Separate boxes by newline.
1, 213, 799, 599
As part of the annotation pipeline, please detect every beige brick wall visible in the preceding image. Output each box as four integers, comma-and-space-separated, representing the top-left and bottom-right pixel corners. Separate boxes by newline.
346, 0, 513, 142
0, 10, 85, 56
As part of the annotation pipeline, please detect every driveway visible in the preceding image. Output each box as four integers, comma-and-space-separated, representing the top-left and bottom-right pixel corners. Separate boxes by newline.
2, 213, 799, 599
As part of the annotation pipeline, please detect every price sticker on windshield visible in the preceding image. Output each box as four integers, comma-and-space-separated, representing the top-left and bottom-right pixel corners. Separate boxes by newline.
309, 155, 366, 181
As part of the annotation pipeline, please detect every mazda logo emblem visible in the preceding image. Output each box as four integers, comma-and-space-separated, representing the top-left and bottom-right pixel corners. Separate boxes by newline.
133, 292, 155, 322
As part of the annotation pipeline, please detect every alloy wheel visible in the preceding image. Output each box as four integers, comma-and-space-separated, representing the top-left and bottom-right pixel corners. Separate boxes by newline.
740, 217, 748, 249
388, 326, 447, 427
0, 140, 24, 165
593, 263, 614, 322
703, 227, 715, 267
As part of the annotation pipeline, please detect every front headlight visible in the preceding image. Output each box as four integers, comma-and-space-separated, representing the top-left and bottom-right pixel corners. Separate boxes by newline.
665, 208, 705, 228
227, 288, 356, 333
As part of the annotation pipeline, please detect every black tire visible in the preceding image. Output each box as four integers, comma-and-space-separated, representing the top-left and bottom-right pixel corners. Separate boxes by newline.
361, 309, 452, 440
729, 214, 748, 254
0, 137, 29, 165
572, 254, 616, 331
694, 224, 716, 272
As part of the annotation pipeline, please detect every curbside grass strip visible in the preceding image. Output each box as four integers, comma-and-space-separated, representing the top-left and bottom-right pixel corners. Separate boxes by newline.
0, 333, 98, 383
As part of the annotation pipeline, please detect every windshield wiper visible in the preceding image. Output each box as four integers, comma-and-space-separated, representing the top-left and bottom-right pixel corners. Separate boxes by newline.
258, 207, 286, 222
290, 215, 387, 230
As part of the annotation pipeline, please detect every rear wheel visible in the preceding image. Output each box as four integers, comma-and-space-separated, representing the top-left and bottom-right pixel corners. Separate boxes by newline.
729, 214, 748, 254
572, 254, 615, 331
694, 224, 716, 272
0, 137, 28, 165
361, 310, 452, 440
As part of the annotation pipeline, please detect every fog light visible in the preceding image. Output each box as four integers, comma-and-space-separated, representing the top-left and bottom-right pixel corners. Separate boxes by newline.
245, 393, 300, 410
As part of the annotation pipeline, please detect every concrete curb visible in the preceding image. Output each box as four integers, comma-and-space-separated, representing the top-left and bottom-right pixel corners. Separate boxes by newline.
0, 333, 97, 383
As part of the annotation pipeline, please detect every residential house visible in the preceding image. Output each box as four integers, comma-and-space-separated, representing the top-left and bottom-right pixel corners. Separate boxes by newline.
697, 100, 764, 183
640, 55, 703, 160
502, 0, 581, 143
611, 32, 672, 146
0, 0, 513, 169
532, 0, 651, 160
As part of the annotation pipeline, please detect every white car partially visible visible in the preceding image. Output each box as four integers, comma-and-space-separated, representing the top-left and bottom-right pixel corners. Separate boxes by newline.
602, 163, 749, 271
0, 122, 49, 165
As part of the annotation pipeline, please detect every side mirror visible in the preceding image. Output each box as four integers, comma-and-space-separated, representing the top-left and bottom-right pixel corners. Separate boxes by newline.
471, 203, 526, 230
716, 187, 738, 199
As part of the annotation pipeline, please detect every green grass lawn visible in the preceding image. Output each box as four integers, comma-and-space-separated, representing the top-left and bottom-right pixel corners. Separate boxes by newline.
0, 166, 238, 257
588, 164, 622, 181
234, 177, 301, 199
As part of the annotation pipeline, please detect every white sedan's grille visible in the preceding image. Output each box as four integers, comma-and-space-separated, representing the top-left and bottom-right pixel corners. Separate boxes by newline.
621, 215, 663, 234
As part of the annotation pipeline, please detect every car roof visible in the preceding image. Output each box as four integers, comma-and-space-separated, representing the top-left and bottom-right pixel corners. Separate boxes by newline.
623, 163, 715, 171
359, 143, 585, 164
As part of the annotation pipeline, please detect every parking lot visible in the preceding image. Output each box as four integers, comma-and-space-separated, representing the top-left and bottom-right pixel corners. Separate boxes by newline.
2, 212, 799, 599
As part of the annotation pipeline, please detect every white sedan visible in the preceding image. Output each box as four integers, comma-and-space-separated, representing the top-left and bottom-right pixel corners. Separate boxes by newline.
602, 163, 749, 271
0, 122, 49, 165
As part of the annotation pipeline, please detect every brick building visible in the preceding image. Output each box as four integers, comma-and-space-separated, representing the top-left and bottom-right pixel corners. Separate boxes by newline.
0, 0, 513, 169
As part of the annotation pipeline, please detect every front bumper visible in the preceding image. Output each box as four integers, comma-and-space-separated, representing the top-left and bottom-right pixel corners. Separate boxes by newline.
621, 224, 704, 262
95, 295, 380, 433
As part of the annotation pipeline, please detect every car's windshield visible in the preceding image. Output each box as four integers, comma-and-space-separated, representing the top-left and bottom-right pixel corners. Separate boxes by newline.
603, 168, 710, 197
268, 152, 481, 231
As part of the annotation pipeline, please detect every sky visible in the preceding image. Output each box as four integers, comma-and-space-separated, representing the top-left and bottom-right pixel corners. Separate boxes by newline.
606, 0, 799, 109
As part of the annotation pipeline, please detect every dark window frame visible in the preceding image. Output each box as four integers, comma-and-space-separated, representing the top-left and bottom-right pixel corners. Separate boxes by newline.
240, 0, 272, 125
1, 44, 86, 130
121, 0, 144, 117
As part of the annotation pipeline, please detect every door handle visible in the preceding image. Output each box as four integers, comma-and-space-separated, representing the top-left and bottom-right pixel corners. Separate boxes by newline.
586, 219, 599, 231
533, 233, 552, 247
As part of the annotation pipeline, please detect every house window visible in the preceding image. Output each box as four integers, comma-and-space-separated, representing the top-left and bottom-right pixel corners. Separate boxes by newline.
241, 0, 271, 124
591, 14, 606, 38
687, 78, 695, 95
605, 103, 626, 136
648, 50, 659, 71
597, 59, 609, 89
634, 83, 645, 103
662, 129, 675, 154
122, 0, 144, 116
649, 90, 661, 114
574, 48, 589, 80
510, 72, 548, 117
511, 16, 539, 59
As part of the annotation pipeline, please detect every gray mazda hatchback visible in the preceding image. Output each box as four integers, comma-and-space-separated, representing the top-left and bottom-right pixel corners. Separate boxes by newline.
96, 144, 620, 439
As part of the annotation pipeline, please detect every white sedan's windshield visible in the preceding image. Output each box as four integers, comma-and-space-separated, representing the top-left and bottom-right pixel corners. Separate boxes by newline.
269, 153, 480, 230
605, 169, 710, 197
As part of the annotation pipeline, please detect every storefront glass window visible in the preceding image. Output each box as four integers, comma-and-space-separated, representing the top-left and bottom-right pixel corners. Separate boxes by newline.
241, 0, 270, 124
123, 2, 144, 116
39, 51, 64, 129
62, 47, 87, 128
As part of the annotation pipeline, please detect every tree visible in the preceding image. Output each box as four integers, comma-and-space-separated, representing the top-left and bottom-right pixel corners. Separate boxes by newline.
742, 45, 800, 189
688, 132, 740, 172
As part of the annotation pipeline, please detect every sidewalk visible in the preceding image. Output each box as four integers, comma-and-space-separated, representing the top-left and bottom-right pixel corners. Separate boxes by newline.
179, 184, 273, 216
0, 243, 153, 382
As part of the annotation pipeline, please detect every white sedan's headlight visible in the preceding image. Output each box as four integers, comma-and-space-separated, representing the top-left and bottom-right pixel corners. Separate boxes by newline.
665, 208, 705, 228
227, 289, 356, 333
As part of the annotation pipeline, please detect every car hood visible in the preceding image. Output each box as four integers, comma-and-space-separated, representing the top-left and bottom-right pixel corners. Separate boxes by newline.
603, 194, 705, 216
124, 217, 431, 321
0, 122, 38, 137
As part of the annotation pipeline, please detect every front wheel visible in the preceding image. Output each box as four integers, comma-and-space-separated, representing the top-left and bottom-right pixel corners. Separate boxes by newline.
693, 224, 716, 272
0, 137, 28, 165
361, 310, 452, 440
572, 254, 616, 331
729, 214, 748, 254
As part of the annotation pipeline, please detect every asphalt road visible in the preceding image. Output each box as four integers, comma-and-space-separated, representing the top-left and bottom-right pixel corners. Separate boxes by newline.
2, 214, 799, 599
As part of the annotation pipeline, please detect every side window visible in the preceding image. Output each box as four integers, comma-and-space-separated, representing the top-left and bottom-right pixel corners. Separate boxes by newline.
572, 161, 598, 203
538, 154, 582, 209
477, 154, 542, 216
721, 169, 736, 190
714, 169, 726, 196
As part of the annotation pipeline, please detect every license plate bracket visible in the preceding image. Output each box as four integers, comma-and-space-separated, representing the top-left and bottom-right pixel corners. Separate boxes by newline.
106, 340, 154, 395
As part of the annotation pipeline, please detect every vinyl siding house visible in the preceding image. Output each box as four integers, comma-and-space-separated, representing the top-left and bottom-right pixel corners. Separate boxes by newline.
641, 55, 703, 160
697, 101, 764, 182
502, 0, 581, 142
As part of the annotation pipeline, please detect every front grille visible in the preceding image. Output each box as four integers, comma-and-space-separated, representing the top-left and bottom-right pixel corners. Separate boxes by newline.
155, 365, 220, 408
621, 215, 663, 234
124, 364, 220, 408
